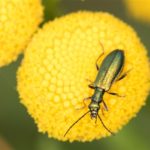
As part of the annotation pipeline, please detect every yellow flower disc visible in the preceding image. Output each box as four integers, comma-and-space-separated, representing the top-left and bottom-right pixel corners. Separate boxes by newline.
124, 0, 150, 23
17, 11, 150, 142
0, 0, 43, 67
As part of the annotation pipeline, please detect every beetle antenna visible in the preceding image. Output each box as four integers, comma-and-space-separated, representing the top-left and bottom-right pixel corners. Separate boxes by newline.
97, 114, 114, 135
64, 110, 90, 137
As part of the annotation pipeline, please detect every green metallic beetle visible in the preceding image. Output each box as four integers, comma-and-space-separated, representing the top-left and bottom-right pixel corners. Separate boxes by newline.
64, 49, 129, 137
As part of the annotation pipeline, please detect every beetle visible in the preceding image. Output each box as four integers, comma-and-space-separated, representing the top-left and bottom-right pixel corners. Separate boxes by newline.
64, 49, 129, 137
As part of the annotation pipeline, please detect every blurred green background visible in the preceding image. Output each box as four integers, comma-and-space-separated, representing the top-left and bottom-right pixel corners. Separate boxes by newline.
0, 0, 150, 150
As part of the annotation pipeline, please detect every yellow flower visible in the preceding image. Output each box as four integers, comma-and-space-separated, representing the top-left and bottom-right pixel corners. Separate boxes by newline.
0, 0, 43, 67
124, 0, 150, 24
17, 11, 150, 142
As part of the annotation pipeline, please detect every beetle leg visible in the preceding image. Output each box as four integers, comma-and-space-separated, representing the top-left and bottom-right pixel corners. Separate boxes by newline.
101, 107, 105, 116
95, 41, 104, 70
107, 91, 125, 97
82, 96, 92, 107
75, 97, 91, 110
116, 73, 127, 81
83, 96, 92, 101
116, 69, 132, 81
86, 78, 93, 83
102, 100, 108, 111
88, 84, 95, 89
86, 79, 95, 89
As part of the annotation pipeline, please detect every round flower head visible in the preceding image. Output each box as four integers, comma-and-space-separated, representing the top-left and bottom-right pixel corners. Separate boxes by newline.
17, 11, 150, 142
124, 0, 150, 24
0, 0, 43, 67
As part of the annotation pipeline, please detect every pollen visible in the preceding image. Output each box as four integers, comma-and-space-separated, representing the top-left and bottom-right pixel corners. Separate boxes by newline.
124, 0, 150, 24
0, 0, 43, 67
17, 11, 150, 142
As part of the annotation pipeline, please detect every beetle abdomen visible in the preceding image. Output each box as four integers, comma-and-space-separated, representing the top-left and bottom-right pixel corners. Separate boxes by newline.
93, 50, 124, 91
